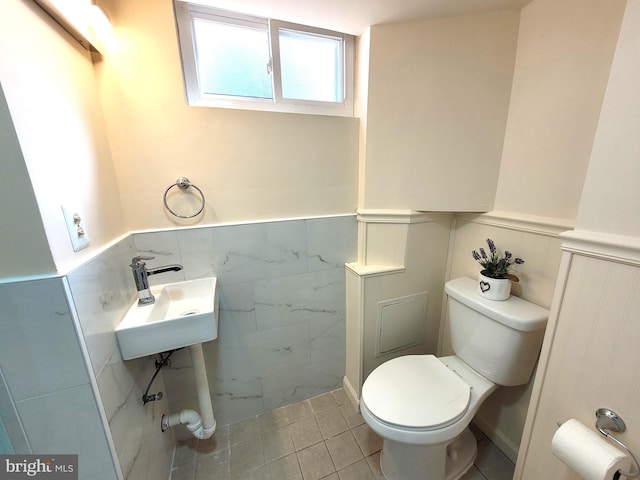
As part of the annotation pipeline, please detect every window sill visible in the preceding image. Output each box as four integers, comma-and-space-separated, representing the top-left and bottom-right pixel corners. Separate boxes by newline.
187, 95, 354, 118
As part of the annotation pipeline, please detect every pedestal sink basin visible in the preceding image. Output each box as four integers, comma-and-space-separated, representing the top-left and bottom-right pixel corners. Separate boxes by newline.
116, 277, 219, 360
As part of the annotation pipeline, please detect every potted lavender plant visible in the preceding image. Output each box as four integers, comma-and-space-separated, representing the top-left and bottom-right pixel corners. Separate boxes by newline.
472, 239, 524, 300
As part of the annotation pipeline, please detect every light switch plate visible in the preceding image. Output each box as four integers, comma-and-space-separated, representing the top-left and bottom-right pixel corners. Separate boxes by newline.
62, 205, 90, 251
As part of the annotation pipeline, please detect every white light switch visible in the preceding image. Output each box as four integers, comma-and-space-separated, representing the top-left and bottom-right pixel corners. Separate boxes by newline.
62, 205, 90, 251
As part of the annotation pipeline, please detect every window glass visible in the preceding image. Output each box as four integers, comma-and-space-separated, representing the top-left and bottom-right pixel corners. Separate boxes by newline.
278, 29, 343, 103
174, 1, 354, 116
193, 19, 272, 99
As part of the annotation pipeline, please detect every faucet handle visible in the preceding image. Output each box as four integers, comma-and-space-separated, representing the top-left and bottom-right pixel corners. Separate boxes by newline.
130, 255, 155, 267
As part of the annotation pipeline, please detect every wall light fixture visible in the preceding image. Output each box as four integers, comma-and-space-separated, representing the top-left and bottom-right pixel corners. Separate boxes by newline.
33, 0, 112, 54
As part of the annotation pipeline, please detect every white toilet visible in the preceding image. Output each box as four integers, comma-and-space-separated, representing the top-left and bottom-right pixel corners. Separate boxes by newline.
360, 276, 549, 480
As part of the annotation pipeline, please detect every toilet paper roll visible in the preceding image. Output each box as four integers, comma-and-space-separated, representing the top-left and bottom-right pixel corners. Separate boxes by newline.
552, 419, 631, 480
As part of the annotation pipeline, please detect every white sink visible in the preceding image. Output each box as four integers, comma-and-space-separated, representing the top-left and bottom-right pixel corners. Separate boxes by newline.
116, 277, 219, 360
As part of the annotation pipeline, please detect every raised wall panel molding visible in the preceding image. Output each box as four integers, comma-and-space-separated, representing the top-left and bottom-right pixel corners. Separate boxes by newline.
356, 210, 453, 266
467, 211, 575, 237
560, 230, 640, 266
357, 209, 450, 224
345, 262, 406, 277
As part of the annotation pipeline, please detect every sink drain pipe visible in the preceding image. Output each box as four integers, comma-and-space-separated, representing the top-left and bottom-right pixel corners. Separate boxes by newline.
161, 344, 216, 439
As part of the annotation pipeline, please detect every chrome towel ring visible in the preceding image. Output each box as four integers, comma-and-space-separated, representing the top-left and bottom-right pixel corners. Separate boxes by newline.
163, 177, 205, 219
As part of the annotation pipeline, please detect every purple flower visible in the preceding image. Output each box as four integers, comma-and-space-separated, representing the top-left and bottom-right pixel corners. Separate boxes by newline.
486, 239, 496, 254
472, 239, 525, 280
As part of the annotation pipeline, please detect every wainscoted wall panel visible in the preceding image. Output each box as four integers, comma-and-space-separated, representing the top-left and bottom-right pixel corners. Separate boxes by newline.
134, 215, 357, 429
445, 212, 570, 461
344, 211, 453, 405
518, 249, 640, 479
449, 212, 570, 311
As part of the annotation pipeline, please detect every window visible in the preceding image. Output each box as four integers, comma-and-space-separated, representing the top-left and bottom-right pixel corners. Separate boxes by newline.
174, 2, 354, 116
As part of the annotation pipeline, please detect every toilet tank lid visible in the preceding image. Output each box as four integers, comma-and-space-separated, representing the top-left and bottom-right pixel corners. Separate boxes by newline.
445, 277, 549, 332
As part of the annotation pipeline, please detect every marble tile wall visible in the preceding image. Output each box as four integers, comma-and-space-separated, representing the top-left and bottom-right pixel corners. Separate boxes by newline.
0, 416, 12, 453
66, 235, 175, 480
0, 277, 116, 479
0, 368, 23, 453
133, 216, 357, 429
0, 215, 356, 479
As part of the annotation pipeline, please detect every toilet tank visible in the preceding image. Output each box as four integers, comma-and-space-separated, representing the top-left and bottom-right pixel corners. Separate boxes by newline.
444, 277, 549, 386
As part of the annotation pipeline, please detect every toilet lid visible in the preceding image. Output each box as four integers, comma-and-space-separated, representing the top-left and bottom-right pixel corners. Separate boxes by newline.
362, 355, 470, 429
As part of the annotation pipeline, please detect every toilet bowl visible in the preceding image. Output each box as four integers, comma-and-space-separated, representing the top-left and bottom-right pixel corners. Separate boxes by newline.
360, 277, 549, 480
361, 355, 496, 480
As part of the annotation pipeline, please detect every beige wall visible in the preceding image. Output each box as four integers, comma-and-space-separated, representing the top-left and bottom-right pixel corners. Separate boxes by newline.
442, 0, 626, 460
4, 0, 637, 472
0, 84, 56, 279
576, 0, 640, 238
518, 252, 640, 480
0, 0, 127, 275
348, 0, 625, 461
96, 0, 359, 231
494, 0, 626, 220
0, 0, 358, 271
518, 1, 640, 478
363, 10, 520, 211
355, 29, 371, 209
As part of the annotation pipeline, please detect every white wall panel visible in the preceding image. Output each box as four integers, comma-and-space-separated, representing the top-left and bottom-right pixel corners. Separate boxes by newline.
519, 254, 640, 479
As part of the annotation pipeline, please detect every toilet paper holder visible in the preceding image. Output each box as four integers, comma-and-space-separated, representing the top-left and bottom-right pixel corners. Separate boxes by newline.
594, 408, 640, 478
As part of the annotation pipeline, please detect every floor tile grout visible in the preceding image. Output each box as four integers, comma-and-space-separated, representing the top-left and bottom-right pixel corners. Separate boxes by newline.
170, 388, 514, 480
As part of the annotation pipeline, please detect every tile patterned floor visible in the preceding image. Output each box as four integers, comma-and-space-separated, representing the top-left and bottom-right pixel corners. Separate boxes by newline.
169, 388, 515, 480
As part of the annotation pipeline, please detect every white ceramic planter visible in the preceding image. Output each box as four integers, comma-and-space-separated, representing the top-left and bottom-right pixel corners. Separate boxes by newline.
477, 272, 511, 301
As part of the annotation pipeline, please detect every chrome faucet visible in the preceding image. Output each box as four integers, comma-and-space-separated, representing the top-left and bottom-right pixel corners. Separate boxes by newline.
130, 256, 183, 305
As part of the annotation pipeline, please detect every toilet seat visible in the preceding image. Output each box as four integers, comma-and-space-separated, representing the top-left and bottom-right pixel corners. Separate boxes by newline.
362, 355, 470, 430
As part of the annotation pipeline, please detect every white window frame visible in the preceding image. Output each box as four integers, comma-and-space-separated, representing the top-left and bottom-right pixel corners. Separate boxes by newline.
174, 1, 354, 117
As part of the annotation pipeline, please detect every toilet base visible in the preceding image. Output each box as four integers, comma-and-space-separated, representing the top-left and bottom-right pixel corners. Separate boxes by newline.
444, 428, 477, 480
379, 427, 477, 480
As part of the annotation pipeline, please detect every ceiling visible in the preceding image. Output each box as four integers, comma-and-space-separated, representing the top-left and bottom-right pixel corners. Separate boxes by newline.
188, 0, 532, 35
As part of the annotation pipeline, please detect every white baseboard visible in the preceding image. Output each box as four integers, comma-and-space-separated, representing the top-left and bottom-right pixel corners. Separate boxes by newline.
342, 376, 360, 412
473, 415, 519, 464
